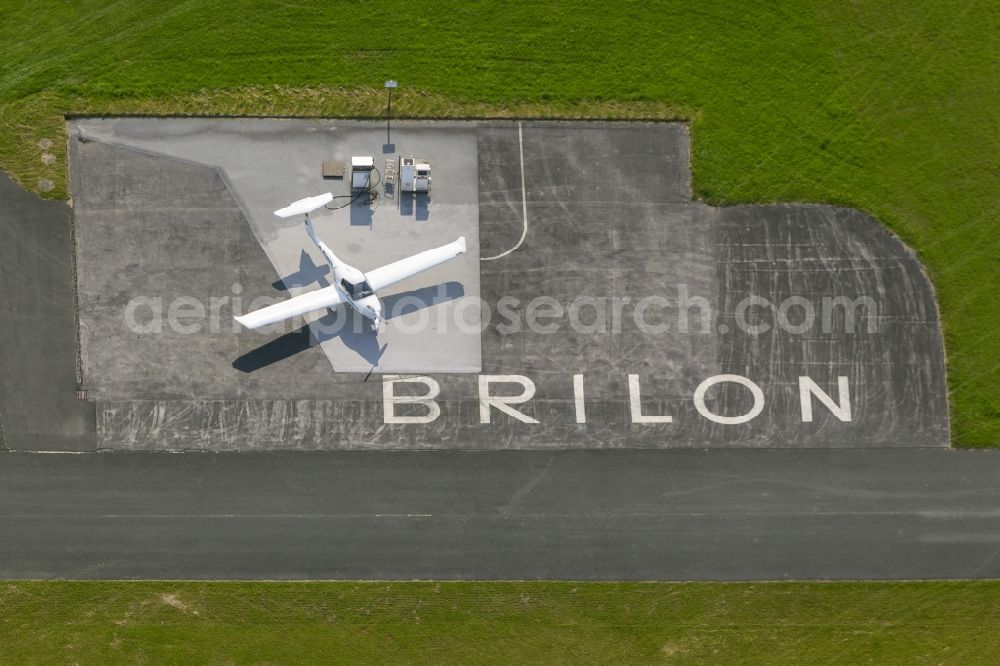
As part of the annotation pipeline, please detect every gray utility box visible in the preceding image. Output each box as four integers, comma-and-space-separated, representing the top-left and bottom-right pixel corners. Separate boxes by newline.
400, 157, 431, 193
351, 155, 375, 190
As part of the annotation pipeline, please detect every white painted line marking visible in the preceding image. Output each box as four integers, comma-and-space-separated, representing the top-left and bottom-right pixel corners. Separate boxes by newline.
482, 121, 529, 261
573, 374, 586, 424
0, 514, 438, 520
6, 511, 992, 519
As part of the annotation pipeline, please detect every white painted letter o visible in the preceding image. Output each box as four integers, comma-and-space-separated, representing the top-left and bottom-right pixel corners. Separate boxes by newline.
693, 374, 765, 425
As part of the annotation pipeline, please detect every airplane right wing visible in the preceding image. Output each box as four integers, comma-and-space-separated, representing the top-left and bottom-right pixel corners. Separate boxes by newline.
234, 284, 345, 330
365, 236, 467, 292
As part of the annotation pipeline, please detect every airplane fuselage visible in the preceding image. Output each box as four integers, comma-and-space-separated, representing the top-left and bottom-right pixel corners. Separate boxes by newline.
236, 194, 465, 334
306, 214, 382, 330
332, 263, 382, 329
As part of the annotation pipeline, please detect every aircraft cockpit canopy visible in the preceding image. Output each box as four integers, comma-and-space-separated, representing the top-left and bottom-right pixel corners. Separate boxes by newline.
341, 278, 375, 299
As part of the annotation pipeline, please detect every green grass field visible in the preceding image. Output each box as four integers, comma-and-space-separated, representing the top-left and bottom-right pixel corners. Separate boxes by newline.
2, 580, 999, 664
1, 0, 996, 445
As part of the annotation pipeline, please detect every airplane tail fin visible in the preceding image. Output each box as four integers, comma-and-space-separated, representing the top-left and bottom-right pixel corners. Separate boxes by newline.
274, 193, 334, 218
274, 193, 341, 270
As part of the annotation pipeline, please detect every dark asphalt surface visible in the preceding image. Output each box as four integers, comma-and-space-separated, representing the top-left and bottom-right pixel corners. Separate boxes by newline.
1, 448, 998, 580
0, 174, 94, 450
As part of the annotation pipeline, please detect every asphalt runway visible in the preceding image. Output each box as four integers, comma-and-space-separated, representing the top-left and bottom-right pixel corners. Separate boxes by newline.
0, 121, 982, 581
1, 448, 999, 580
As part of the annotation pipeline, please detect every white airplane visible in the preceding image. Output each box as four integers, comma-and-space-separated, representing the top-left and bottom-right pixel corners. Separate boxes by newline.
235, 192, 466, 333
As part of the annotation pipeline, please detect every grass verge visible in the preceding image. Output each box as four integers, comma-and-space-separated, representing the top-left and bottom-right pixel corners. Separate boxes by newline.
2, 580, 999, 664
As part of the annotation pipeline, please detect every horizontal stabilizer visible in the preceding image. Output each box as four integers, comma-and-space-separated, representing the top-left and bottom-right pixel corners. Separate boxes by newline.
366, 236, 467, 292
274, 192, 334, 218
234, 284, 345, 330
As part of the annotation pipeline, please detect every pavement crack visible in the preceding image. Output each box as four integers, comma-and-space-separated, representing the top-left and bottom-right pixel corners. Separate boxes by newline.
497, 455, 555, 519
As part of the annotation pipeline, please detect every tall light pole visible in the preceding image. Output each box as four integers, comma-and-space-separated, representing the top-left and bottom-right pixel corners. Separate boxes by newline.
384, 80, 398, 146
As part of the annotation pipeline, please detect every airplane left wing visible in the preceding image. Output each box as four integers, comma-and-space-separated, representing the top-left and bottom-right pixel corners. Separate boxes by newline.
234, 284, 345, 330
366, 236, 467, 292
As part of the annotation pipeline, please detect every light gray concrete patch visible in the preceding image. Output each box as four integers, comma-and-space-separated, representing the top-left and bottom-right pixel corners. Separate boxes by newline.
71, 118, 482, 374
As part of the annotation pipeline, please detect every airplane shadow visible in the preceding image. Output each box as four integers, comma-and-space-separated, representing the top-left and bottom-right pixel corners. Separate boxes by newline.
233, 281, 465, 373
382, 282, 464, 320
272, 250, 330, 291
232, 324, 314, 373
